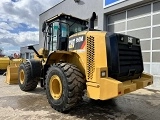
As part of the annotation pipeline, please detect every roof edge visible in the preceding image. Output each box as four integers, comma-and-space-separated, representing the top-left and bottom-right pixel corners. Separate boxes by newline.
46, 13, 88, 23
39, 0, 66, 16
20, 43, 39, 48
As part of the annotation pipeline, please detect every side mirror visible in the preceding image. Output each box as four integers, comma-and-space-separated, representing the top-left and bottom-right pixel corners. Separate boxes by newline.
28, 46, 34, 50
42, 22, 46, 32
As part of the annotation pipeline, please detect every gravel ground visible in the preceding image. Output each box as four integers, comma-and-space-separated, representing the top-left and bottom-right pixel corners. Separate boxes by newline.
0, 75, 160, 120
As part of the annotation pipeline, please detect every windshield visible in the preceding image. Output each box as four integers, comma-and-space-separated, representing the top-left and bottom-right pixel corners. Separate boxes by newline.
68, 20, 87, 36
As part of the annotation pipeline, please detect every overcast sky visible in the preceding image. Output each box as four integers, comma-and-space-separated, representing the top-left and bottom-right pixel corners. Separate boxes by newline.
0, 0, 62, 55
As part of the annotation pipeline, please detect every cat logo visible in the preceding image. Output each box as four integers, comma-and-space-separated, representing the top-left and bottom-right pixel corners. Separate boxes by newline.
128, 37, 133, 43
76, 36, 84, 43
69, 35, 85, 50
69, 39, 75, 49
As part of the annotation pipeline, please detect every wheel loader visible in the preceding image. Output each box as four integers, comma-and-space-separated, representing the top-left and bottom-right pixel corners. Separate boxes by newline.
0, 56, 22, 75
18, 12, 153, 112
0, 56, 10, 74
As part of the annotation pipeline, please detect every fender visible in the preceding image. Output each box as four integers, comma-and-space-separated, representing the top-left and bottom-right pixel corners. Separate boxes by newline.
45, 51, 73, 65
26, 59, 42, 78
45, 51, 85, 76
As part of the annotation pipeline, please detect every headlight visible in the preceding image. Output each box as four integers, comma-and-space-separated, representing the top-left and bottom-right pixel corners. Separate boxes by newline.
101, 71, 106, 78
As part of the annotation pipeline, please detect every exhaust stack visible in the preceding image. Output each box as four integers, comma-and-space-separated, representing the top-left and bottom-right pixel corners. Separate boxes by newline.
89, 12, 96, 29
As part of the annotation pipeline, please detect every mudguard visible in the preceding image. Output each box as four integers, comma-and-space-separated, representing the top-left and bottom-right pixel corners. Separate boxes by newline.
26, 59, 42, 78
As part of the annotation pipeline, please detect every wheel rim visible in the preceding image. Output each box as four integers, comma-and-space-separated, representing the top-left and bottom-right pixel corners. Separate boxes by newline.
49, 75, 62, 100
20, 69, 25, 84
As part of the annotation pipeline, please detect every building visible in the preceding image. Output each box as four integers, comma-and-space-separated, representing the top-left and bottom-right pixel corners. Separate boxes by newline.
20, 44, 39, 59
39, 0, 160, 89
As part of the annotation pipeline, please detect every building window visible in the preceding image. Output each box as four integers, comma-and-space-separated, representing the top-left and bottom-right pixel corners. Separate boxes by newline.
26, 53, 29, 59
30, 53, 34, 59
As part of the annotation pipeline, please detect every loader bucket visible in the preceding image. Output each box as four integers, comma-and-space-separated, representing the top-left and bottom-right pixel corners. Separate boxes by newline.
10, 59, 23, 67
5, 59, 23, 84
0, 57, 10, 74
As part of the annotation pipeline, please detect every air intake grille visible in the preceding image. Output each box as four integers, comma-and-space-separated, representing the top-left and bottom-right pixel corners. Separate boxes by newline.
87, 36, 95, 80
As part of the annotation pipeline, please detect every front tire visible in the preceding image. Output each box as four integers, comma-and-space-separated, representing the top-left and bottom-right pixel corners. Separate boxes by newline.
18, 62, 38, 91
46, 63, 85, 112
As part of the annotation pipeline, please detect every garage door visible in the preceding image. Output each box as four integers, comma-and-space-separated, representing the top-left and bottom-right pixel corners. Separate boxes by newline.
107, 1, 160, 76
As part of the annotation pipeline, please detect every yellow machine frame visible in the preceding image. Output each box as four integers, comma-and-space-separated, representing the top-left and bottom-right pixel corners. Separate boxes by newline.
42, 30, 153, 100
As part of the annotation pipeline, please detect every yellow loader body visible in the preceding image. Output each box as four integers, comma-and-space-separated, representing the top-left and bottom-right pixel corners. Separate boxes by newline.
67, 31, 153, 100
87, 73, 152, 100
0, 57, 10, 70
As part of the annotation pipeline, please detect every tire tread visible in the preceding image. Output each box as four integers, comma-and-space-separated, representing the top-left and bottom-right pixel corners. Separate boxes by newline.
18, 62, 38, 91
46, 63, 86, 112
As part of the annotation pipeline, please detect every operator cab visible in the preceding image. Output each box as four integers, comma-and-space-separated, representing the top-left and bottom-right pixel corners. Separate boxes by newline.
42, 13, 88, 52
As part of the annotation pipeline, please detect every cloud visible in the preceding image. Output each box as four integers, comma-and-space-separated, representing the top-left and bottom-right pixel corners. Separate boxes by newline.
1, 0, 62, 29
0, 29, 39, 46
0, 22, 13, 30
0, 42, 20, 55
0, 0, 62, 55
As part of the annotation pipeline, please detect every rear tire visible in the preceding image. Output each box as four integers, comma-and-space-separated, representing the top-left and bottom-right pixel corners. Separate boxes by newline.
46, 63, 85, 112
18, 62, 38, 91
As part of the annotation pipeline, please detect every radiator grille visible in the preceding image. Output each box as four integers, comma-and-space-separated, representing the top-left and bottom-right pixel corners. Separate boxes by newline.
106, 33, 144, 82
118, 43, 143, 77
119, 44, 142, 66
